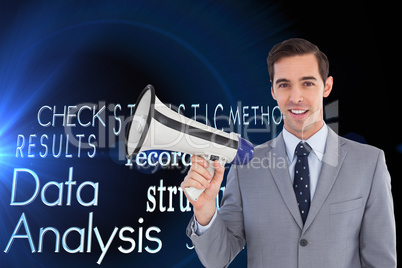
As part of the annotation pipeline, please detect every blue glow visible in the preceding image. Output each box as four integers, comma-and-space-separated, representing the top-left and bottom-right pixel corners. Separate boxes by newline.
0, 1, 293, 267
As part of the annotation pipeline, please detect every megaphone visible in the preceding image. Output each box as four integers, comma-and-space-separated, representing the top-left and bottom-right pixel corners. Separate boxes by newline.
125, 85, 254, 201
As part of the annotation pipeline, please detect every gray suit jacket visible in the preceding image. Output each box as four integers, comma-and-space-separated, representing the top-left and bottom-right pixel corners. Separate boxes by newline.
187, 127, 396, 267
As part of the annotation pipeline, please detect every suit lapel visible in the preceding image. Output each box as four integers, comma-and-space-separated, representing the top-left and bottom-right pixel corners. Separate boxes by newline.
268, 133, 304, 229
302, 127, 347, 232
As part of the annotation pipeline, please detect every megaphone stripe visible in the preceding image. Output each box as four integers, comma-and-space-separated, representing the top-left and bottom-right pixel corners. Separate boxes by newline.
125, 85, 253, 170
153, 109, 239, 149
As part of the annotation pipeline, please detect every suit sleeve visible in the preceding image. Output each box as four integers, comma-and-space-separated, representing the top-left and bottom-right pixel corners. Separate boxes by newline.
359, 150, 396, 267
186, 165, 246, 267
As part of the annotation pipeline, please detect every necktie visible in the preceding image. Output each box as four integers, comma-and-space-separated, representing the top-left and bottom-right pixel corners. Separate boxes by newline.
294, 141, 312, 224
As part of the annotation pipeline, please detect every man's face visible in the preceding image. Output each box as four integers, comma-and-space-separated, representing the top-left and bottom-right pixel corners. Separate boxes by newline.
271, 54, 333, 140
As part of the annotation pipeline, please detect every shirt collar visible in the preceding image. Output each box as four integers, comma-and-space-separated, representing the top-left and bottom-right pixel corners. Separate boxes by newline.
282, 123, 328, 162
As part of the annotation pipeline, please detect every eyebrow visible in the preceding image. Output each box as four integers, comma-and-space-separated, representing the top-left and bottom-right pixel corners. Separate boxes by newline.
275, 78, 290, 85
275, 76, 318, 85
300, 76, 318, 81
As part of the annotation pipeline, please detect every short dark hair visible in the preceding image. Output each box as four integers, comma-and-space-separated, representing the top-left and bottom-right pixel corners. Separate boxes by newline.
267, 38, 329, 83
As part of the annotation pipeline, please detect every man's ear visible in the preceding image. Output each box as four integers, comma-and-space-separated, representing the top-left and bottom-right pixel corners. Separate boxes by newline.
323, 76, 333, 98
271, 85, 277, 100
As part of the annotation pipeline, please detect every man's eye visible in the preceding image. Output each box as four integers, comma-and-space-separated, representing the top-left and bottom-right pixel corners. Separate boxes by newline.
304, 82, 314, 86
278, 83, 289, 88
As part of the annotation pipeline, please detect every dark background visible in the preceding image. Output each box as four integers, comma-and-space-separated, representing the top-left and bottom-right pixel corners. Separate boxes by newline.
0, 1, 398, 267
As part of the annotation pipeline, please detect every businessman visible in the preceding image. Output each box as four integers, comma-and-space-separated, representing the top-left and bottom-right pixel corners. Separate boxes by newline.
181, 38, 396, 267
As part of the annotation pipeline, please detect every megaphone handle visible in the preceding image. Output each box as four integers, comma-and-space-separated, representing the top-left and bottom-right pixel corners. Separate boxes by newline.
185, 155, 226, 202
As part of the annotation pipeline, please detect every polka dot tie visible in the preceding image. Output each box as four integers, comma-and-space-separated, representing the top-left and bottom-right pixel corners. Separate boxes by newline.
294, 141, 312, 224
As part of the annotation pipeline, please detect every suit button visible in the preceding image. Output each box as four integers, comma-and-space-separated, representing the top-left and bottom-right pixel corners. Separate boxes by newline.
300, 239, 308, 247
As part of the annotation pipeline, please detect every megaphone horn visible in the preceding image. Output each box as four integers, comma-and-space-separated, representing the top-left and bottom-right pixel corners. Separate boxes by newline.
125, 85, 254, 201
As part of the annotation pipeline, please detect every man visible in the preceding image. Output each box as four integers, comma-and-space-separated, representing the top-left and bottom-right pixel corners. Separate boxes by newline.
181, 38, 396, 267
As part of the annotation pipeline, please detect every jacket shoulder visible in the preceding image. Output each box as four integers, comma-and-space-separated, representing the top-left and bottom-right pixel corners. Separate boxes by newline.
253, 137, 278, 157
340, 135, 382, 155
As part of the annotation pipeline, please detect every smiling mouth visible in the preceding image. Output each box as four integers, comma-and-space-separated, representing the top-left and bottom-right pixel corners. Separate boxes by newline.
290, 109, 308, 115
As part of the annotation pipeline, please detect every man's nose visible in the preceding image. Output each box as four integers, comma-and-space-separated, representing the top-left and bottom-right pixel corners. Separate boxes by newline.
289, 86, 303, 104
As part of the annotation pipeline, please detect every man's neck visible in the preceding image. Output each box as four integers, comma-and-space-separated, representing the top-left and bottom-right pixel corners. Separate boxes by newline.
284, 120, 325, 140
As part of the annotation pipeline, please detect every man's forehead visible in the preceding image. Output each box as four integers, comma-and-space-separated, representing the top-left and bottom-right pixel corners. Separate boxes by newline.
273, 54, 320, 80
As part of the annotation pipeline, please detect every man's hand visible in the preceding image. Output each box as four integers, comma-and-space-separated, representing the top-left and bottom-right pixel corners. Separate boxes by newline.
181, 155, 225, 226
